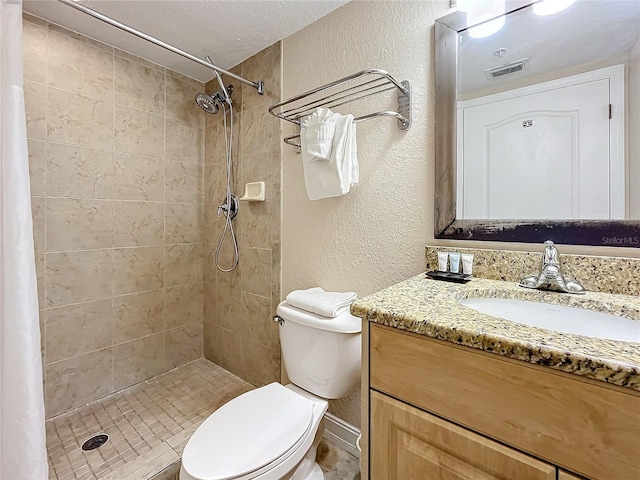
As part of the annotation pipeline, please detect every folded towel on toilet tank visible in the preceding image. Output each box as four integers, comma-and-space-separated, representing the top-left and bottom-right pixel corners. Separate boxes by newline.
285, 287, 357, 317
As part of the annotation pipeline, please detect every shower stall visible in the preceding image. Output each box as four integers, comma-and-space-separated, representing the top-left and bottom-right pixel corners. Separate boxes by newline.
18, 0, 284, 477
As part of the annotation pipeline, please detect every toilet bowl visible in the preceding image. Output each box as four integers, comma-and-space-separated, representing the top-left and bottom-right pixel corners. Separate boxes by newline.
180, 383, 328, 480
180, 300, 361, 480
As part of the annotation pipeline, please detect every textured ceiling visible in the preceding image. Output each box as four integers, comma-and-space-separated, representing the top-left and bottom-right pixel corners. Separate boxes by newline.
23, 0, 350, 82
458, 0, 640, 96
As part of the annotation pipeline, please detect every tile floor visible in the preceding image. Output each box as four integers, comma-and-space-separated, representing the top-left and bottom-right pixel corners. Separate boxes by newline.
45, 358, 360, 480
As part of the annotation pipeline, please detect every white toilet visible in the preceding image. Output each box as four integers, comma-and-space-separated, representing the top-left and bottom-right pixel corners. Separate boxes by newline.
180, 300, 362, 480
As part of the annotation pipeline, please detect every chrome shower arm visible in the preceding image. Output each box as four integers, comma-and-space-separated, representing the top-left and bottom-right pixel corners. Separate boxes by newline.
56, 0, 264, 95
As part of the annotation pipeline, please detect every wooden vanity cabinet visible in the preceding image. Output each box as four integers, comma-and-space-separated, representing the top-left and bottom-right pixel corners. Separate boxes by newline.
371, 391, 556, 479
558, 471, 585, 480
366, 324, 640, 480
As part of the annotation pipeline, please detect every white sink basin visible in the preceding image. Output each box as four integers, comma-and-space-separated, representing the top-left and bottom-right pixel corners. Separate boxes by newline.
459, 298, 640, 343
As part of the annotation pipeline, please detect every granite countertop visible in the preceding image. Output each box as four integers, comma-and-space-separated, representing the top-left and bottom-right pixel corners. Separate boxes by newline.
351, 275, 640, 391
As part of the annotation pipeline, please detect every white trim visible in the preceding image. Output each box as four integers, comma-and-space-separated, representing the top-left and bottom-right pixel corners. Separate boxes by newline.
322, 413, 360, 459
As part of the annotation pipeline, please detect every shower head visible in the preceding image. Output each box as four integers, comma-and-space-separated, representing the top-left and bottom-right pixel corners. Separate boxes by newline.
195, 92, 219, 114
194, 85, 234, 114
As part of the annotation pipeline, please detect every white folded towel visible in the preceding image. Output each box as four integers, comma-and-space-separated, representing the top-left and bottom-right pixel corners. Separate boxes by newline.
286, 287, 357, 318
300, 108, 337, 161
300, 108, 358, 200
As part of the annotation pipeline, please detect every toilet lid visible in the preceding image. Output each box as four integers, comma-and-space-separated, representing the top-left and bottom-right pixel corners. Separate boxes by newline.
182, 383, 314, 480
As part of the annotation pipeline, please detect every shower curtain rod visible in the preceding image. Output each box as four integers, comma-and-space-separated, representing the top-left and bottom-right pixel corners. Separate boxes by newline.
56, 0, 264, 95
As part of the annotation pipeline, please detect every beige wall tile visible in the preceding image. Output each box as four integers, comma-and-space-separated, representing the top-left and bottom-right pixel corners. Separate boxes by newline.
165, 244, 203, 287
47, 87, 113, 149
113, 153, 164, 201
203, 322, 220, 365
204, 123, 217, 165
165, 322, 203, 370
35, 253, 45, 308
218, 328, 243, 378
240, 106, 273, 155
165, 283, 203, 329
113, 246, 164, 295
23, 19, 48, 83
113, 201, 164, 247
241, 338, 279, 387
46, 198, 113, 251
24, 80, 46, 140
31, 196, 45, 256
239, 201, 271, 249
46, 143, 114, 199
27, 139, 46, 196
240, 247, 272, 298
114, 50, 164, 72
166, 71, 204, 125
45, 299, 114, 363
39, 309, 45, 365
165, 202, 203, 245
241, 293, 277, 350
114, 106, 164, 158
47, 30, 113, 100
47, 22, 113, 53
45, 347, 113, 417
165, 161, 203, 203
114, 55, 165, 114
112, 333, 165, 391
165, 119, 204, 164
46, 249, 113, 307
241, 44, 280, 111
204, 243, 216, 284
214, 284, 242, 334
113, 290, 164, 344
204, 165, 217, 204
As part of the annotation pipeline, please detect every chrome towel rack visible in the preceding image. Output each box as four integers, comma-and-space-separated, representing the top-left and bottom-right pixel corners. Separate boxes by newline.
268, 69, 411, 148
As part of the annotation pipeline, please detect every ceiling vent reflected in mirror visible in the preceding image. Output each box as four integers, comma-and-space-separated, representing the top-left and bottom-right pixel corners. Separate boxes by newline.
484, 58, 530, 79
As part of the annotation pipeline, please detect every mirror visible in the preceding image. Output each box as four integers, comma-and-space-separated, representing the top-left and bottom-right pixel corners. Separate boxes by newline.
435, 0, 640, 247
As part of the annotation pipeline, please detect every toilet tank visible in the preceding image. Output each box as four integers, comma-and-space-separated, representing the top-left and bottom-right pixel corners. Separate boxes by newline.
276, 301, 361, 400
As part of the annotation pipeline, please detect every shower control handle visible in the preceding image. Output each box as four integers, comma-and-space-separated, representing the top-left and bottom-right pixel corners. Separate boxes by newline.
217, 194, 239, 220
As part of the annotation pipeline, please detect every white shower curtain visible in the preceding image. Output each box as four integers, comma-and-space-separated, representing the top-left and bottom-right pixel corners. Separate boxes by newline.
0, 0, 49, 478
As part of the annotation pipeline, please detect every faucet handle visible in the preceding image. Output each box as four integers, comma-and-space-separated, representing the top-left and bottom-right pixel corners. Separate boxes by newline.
542, 240, 560, 266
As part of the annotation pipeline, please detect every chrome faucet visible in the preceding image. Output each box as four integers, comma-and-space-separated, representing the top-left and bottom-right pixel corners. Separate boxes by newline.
519, 240, 585, 294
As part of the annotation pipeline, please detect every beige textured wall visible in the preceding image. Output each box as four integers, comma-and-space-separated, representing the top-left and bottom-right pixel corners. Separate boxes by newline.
24, 15, 205, 418
282, 0, 452, 427
203, 44, 283, 387
282, 0, 639, 428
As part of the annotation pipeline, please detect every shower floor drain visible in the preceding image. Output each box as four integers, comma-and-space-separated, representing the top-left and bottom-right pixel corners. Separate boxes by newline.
81, 434, 109, 451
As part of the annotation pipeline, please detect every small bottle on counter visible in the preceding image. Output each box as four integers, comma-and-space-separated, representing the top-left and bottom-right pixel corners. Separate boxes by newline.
461, 253, 474, 275
437, 251, 448, 272
449, 252, 461, 273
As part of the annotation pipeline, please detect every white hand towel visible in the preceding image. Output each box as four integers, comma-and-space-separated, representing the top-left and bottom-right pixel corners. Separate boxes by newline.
301, 108, 358, 200
286, 287, 358, 318
301, 108, 337, 161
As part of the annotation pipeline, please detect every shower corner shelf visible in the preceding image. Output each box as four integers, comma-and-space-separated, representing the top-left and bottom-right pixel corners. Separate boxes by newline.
268, 69, 411, 149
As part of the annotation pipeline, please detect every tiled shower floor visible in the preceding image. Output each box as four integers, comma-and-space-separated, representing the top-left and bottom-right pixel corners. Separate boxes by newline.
45, 359, 360, 480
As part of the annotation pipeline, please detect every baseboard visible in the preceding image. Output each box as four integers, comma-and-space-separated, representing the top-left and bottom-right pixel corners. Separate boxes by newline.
323, 413, 360, 458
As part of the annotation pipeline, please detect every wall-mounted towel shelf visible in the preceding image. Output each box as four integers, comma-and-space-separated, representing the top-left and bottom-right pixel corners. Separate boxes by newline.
268, 69, 411, 148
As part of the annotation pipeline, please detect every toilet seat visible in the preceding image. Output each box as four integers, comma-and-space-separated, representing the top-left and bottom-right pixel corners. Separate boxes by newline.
181, 383, 315, 480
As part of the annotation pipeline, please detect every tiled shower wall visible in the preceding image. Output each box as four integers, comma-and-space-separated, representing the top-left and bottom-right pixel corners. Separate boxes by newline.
203, 44, 283, 386
23, 15, 205, 418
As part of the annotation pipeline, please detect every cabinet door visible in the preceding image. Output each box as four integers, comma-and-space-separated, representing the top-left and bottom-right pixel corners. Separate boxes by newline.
559, 471, 586, 480
370, 391, 556, 480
